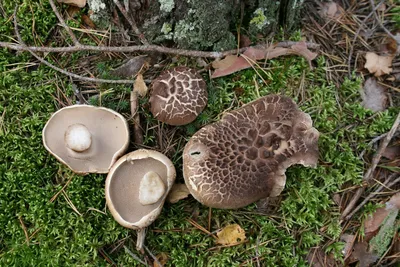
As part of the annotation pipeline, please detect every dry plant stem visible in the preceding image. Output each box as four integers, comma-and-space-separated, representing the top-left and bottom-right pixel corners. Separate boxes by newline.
123, 245, 147, 266
49, 0, 80, 45
0, 41, 319, 58
369, 0, 398, 44
113, 0, 148, 45
347, 0, 383, 77
341, 111, 400, 220
143, 245, 161, 266
345, 173, 400, 220
130, 91, 143, 144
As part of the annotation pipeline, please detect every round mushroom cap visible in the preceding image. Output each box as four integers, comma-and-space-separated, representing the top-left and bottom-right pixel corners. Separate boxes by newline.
149, 66, 207, 125
42, 105, 129, 174
105, 149, 176, 229
183, 95, 320, 209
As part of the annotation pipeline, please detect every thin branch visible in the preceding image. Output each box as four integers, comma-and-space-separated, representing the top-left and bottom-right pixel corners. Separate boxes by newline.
369, 0, 399, 44
0, 41, 320, 58
345, 173, 400, 220
341, 111, 400, 221
123, 245, 148, 266
49, 0, 80, 45
113, 0, 148, 45
347, 0, 384, 77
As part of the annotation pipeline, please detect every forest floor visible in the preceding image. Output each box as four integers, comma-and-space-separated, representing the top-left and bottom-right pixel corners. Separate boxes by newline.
0, 0, 399, 266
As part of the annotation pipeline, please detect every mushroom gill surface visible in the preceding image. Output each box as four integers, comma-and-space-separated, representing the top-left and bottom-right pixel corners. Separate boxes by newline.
149, 66, 207, 125
183, 95, 320, 209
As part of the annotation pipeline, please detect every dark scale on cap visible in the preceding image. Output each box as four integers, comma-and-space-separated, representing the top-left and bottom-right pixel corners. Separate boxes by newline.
183, 94, 320, 209
149, 67, 208, 126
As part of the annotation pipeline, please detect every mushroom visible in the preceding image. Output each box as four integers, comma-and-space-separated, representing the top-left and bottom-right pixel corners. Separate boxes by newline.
149, 66, 208, 125
183, 94, 319, 209
105, 149, 176, 250
42, 105, 129, 174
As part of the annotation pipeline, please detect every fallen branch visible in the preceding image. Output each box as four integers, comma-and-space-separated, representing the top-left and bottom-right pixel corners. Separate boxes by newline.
49, 0, 80, 45
341, 111, 400, 221
0, 41, 320, 58
345, 173, 400, 221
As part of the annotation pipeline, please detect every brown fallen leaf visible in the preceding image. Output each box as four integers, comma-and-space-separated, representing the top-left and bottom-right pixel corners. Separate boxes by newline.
111, 55, 149, 79
306, 247, 337, 267
382, 145, 400, 160
81, 14, 96, 29
57, 0, 86, 8
133, 73, 148, 97
153, 252, 168, 267
364, 52, 394, 77
211, 42, 317, 78
352, 242, 379, 267
319, 1, 342, 19
167, 183, 191, 204
364, 192, 400, 234
239, 34, 252, 48
340, 234, 356, 258
216, 224, 246, 245
361, 77, 387, 112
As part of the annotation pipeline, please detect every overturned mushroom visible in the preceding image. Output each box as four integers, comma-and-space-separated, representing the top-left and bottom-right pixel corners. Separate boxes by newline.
183, 95, 319, 209
105, 149, 176, 250
43, 105, 129, 174
149, 66, 207, 125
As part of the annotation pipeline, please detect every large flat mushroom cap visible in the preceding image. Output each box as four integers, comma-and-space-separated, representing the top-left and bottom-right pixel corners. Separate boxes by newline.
105, 149, 176, 229
149, 66, 207, 125
42, 105, 129, 174
183, 95, 319, 209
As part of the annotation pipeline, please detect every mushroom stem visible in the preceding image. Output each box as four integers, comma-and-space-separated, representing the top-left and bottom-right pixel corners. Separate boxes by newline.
136, 228, 147, 251
130, 90, 143, 144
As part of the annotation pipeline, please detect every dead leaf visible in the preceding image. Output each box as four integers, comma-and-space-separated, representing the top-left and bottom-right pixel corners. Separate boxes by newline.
353, 242, 379, 267
111, 55, 148, 78
216, 224, 246, 245
239, 34, 251, 48
361, 77, 387, 112
382, 145, 400, 160
364, 52, 394, 77
133, 74, 148, 97
57, 0, 86, 8
153, 252, 168, 267
81, 14, 96, 29
167, 183, 191, 204
306, 247, 337, 267
340, 234, 356, 257
365, 192, 400, 234
319, 2, 342, 19
211, 42, 317, 78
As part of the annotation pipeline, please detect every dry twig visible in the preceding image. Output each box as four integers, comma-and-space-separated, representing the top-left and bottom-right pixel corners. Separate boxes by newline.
49, 0, 80, 45
341, 111, 400, 221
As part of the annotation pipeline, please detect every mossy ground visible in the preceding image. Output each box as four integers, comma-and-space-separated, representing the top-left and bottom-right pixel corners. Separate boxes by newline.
0, 1, 399, 266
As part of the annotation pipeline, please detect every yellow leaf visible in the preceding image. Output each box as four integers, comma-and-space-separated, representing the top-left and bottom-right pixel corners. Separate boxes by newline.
133, 74, 148, 97
216, 224, 246, 245
364, 52, 394, 77
167, 183, 191, 204
153, 252, 168, 267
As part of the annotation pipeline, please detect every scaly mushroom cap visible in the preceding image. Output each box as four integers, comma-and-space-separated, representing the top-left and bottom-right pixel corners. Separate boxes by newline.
149, 66, 207, 125
105, 149, 176, 229
183, 95, 319, 209
42, 105, 129, 174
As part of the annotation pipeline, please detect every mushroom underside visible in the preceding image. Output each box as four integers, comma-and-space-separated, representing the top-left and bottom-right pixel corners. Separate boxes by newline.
183, 95, 320, 209
108, 158, 168, 224
43, 105, 129, 173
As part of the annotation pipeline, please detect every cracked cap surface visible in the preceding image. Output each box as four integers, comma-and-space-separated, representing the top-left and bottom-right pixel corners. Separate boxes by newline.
183, 95, 320, 209
149, 67, 207, 125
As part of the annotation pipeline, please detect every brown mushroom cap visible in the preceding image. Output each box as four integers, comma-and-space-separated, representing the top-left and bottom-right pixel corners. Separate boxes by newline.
149, 66, 207, 125
105, 149, 176, 229
42, 105, 129, 174
183, 95, 319, 209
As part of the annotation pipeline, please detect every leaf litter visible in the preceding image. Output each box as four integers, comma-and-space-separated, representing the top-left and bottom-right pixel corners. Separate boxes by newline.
216, 224, 246, 245
211, 42, 317, 78
167, 183, 191, 204
361, 77, 388, 112
364, 52, 394, 77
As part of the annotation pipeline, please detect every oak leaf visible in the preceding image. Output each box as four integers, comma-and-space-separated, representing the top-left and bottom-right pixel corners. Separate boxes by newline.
364, 52, 394, 77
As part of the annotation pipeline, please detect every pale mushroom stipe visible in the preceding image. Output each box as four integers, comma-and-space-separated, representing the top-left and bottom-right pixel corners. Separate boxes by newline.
149, 66, 208, 125
42, 105, 129, 174
183, 94, 320, 209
